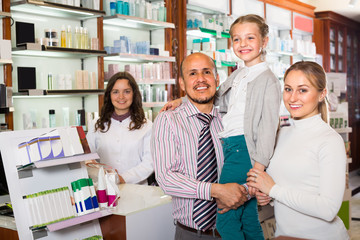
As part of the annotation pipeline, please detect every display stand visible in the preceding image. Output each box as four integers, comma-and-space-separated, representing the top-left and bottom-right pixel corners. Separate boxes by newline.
0, 128, 104, 240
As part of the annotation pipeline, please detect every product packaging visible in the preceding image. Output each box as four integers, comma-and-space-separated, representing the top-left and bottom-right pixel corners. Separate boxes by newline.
96, 166, 108, 208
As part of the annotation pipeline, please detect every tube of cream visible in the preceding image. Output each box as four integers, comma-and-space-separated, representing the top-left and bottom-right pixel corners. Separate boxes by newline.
96, 167, 108, 208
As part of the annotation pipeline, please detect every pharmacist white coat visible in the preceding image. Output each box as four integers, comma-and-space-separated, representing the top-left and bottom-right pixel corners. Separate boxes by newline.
87, 116, 153, 185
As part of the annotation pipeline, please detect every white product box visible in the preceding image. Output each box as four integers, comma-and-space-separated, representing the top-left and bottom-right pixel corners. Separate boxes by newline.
67, 127, 84, 155
0, 39, 11, 60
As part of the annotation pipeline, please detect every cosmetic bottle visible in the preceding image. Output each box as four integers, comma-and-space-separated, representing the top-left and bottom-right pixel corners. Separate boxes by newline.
139, 0, 145, 18
74, 26, 81, 49
48, 73, 53, 90
84, 27, 89, 49
123, 0, 129, 15
129, 0, 135, 16
116, 0, 123, 14
66, 25, 72, 48
60, 25, 66, 48
135, 0, 140, 17
80, 27, 85, 49
110, 0, 116, 15
49, 109, 56, 128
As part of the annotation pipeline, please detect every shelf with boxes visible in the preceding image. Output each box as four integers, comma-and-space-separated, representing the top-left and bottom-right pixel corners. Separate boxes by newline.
0, 11, 11, 18
0, 127, 108, 239
10, 0, 105, 19
10, 0, 104, 130
186, 8, 236, 84
102, 0, 174, 121
13, 89, 105, 98
12, 44, 107, 58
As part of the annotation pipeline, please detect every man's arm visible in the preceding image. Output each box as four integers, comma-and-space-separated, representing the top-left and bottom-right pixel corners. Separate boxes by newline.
211, 183, 247, 212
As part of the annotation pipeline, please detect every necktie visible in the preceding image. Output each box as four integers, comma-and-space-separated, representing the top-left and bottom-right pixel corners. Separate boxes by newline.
193, 113, 218, 231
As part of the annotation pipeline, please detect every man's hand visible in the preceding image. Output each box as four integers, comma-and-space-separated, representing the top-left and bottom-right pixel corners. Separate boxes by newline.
160, 98, 183, 112
211, 183, 247, 213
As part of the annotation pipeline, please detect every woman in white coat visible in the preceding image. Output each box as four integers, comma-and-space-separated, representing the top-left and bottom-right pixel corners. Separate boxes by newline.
87, 72, 153, 185
247, 61, 349, 240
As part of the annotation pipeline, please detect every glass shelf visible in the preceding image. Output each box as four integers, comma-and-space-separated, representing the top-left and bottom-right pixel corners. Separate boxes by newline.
267, 51, 294, 57
143, 102, 167, 108
187, 27, 230, 39
0, 59, 13, 65
13, 89, 105, 98
10, 0, 105, 19
136, 79, 176, 85
103, 14, 175, 30
293, 53, 316, 59
30, 209, 112, 232
0, 11, 11, 18
104, 53, 176, 62
17, 152, 100, 171
335, 127, 352, 134
0, 107, 14, 114
12, 44, 107, 58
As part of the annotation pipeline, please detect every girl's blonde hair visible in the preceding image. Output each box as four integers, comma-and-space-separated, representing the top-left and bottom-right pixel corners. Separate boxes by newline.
283, 61, 329, 123
229, 14, 269, 56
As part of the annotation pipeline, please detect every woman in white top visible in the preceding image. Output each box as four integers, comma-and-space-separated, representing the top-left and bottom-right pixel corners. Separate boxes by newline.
87, 72, 153, 185
247, 61, 349, 240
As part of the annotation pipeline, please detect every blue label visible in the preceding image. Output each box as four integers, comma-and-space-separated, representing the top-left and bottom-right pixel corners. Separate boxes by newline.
92, 196, 99, 209
84, 197, 94, 210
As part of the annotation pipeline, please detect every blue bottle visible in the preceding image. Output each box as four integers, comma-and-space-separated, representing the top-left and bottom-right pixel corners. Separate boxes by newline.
116, 0, 123, 14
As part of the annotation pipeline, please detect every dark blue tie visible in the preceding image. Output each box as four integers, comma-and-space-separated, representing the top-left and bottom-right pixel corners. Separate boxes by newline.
193, 113, 218, 231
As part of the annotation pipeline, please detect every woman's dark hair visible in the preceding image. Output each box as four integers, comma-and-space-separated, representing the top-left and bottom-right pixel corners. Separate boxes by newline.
95, 71, 146, 132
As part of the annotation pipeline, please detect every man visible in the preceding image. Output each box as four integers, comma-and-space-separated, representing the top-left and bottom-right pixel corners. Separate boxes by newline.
151, 53, 248, 240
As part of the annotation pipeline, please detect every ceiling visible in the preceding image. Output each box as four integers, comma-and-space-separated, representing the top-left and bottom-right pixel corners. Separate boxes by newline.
299, 0, 360, 23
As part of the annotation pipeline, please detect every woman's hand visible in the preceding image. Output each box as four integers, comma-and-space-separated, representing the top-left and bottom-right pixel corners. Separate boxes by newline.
160, 98, 182, 112
256, 191, 272, 206
246, 168, 275, 195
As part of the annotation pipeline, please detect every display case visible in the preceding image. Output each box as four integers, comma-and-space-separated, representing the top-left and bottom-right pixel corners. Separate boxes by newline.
314, 11, 360, 172
9, 0, 106, 130
102, 6, 176, 121
0, 127, 109, 239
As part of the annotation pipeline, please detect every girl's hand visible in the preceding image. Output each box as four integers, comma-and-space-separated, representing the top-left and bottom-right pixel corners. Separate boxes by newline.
160, 98, 182, 112
246, 168, 275, 195
256, 191, 272, 206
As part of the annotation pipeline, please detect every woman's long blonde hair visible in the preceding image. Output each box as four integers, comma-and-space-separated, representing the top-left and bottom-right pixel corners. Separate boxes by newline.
283, 61, 328, 123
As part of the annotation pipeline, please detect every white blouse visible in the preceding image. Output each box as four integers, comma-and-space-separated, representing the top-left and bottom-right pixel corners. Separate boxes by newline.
87, 117, 153, 185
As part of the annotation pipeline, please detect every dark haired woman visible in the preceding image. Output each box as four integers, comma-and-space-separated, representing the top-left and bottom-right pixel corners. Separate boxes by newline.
87, 72, 153, 185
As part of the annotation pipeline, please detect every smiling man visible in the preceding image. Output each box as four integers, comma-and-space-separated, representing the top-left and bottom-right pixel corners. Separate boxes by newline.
151, 53, 248, 240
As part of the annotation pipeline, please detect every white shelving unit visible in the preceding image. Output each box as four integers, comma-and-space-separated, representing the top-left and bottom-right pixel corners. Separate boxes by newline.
10, 0, 105, 130
103, 11, 175, 120
0, 128, 106, 239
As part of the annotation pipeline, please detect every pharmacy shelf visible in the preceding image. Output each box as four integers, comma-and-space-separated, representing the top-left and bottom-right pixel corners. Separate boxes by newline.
0, 107, 14, 114
0, 11, 11, 18
13, 89, 104, 98
267, 51, 294, 57
214, 60, 236, 67
143, 102, 167, 108
0, 59, 12, 65
335, 127, 352, 134
187, 27, 230, 39
104, 53, 176, 63
17, 152, 100, 171
12, 44, 107, 58
293, 53, 316, 59
46, 209, 112, 232
10, 0, 105, 19
136, 79, 176, 85
103, 14, 175, 30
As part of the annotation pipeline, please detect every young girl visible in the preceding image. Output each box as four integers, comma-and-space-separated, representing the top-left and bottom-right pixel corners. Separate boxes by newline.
87, 72, 153, 185
247, 61, 349, 240
163, 14, 281, 239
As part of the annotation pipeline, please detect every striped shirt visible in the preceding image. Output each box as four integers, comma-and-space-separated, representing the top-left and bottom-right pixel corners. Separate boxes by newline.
151, 100, 224, 230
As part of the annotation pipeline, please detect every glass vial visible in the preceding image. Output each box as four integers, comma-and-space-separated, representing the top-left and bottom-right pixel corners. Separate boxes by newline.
60, 25, 66, 48
49, 109, 56, 128
66, 25, 72, 48
48, 73, 53, 90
